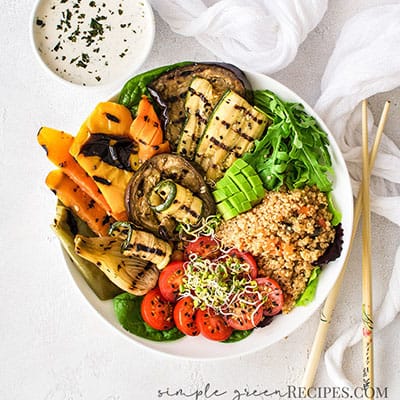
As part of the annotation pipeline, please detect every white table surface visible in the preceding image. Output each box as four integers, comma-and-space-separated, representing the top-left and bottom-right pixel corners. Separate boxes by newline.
1, 1, 400, 399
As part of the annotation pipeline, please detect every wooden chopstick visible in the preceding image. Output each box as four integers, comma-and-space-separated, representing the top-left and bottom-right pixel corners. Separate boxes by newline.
301, 100, 390, 392
361, 99, 373, 399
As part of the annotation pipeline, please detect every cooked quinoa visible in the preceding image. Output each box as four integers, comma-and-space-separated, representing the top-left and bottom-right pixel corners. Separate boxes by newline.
216, 186, 336, 313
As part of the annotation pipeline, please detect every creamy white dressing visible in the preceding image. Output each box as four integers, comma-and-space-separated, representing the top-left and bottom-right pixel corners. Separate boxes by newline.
32, 0, 154, 86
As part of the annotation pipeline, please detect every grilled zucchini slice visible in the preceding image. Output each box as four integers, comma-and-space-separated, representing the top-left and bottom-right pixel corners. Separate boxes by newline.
148, 179, 203, 225
148, 63, 249, 149
194, 90, 270, 182
176, 77, 217, 160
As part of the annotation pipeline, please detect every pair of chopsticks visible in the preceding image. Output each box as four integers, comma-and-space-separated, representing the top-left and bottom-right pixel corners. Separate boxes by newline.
301, 100, 391, 398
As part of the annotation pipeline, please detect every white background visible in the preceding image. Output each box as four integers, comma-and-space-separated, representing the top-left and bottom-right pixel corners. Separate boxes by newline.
1, 1, 400, 399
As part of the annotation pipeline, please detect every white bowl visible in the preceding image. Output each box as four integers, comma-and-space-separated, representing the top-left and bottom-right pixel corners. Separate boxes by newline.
62, 69, 354, 359
30, 0, 155, 88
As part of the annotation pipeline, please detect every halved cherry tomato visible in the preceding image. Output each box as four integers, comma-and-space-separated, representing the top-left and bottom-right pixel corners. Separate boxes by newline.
256, 277, 284, 316
226, 293, 264, 330
195, 308, 233, 341
158, 261, 186, 302
184, 236, 220, 260
140, 288, 175, 330
173, 297, 200, 336
228, 249, 258, 279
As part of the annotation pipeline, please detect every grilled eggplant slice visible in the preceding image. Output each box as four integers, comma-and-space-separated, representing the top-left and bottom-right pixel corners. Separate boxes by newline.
148, 62, 250, 150
125, 154, 215, 240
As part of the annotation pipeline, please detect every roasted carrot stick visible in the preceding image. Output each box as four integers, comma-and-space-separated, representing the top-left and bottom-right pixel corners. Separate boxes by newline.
46, 169, 114, 237
38, 127, 112, 215
138, 141, 171, 161
129, 95, 170, 161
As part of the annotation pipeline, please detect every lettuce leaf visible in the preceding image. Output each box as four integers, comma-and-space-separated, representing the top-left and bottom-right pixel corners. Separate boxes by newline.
223, 329, 253, 343
113, 292, 184, 342
296, 267, 321, 306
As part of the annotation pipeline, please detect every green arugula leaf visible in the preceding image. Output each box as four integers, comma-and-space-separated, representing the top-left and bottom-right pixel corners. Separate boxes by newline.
243, 90, 341, 224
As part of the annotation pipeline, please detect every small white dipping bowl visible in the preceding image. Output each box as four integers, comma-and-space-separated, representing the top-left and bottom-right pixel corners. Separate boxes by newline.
30, 0, 155, 88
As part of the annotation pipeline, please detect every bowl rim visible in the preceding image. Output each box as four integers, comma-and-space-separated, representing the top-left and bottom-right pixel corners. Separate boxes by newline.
60, 67, 354, 360
29, 0, 155, 90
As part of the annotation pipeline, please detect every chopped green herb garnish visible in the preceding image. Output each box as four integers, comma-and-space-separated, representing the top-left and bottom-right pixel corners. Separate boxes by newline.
76, 60, 88, 68
70, 56, 79, 64
67, 27, 80, 42
89, 18, 104, 36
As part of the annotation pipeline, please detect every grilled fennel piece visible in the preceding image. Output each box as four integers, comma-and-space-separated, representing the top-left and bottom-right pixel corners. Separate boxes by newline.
74, 235, 159, 296
52, 202, 122, 300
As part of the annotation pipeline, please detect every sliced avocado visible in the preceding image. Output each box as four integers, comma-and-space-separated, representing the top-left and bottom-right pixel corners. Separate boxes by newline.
225, 182, 240, 195
215, 175, 230, 190
229, 173, 251, 192
226, 162, 241, 176
213, 158, 265, 220
230, 192, 251, 213
243, 189, 258, 205
233, 158, 248, 170
242, 164, 257, 178
253, 184, 265, 199
217, 200, 239, 220
248, 174, 263, 189
212, 188, 228, 203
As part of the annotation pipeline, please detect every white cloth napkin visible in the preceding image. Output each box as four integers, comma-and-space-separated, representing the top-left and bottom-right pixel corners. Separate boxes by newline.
314, 5, 400, 387
149, 0, 328, 73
